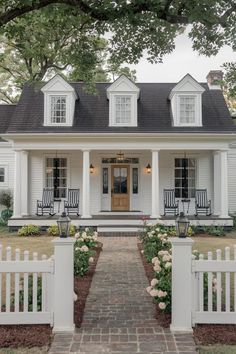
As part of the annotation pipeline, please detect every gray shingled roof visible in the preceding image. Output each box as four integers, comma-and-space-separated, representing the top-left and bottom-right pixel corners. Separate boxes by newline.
0, 82, 235, 134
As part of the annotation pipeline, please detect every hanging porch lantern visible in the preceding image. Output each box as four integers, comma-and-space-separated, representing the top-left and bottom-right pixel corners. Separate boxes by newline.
57, 212, 71, 238
175, 212, 190, 238
117, 151, 124, 162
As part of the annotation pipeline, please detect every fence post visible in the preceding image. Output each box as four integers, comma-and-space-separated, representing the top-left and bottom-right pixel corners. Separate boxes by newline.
170, 237, 193, 332
52, 237, 75, 332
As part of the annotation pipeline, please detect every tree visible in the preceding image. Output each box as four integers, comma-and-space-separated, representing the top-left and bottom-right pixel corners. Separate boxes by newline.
0, 1, 235, 61
222, 62, 236, 114
0, 5, 136, 103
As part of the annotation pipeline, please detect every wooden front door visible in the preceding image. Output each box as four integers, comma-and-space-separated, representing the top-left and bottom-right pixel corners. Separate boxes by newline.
111, 165, 130, 211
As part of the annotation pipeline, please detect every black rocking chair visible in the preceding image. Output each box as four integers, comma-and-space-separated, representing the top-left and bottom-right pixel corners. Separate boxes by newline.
64, 188, 80, 216
195, 189, 211, 216
36, 188, 55, 216
163, 189, 179, 216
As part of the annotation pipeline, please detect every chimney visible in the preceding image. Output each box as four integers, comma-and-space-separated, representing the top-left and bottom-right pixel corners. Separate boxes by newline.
206, 70, 223, 89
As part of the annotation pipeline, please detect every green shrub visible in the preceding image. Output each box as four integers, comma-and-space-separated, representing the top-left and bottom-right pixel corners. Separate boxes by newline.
207, 225, 225, 237
74, 244, 93, 276
18, 224, 40, 236
1, 208, 13, 221
0, 189, 13, 209
47, 224, 76, 237
75, 227, 98, 248
11, 275, 42, 311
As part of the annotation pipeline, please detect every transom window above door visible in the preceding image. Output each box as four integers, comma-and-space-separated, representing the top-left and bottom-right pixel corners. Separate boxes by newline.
174, 158, 196, 198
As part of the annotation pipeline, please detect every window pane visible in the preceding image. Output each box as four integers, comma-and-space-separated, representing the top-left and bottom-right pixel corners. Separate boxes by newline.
132, 168, 138, 194
51, 96, 66, 124
179, 96, 196, 124
0, 176, 4, 182
115, 96, 131, 124
103, 168, 108, 194
174, 158, 196, 198
46, 157, 67, 198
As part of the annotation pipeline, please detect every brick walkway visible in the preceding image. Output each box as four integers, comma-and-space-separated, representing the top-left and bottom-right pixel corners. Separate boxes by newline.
50, 237, 197, 354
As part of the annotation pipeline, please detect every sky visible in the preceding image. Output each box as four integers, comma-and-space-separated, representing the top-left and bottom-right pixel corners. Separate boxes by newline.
128, 32, 236, 83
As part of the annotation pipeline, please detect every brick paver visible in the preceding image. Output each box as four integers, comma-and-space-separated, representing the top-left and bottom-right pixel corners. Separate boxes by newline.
50, 237, 197, 354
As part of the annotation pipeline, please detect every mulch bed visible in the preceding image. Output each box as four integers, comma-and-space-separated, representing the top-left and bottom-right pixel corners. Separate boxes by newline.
0, 324, 52, 348
0, 243, 102, 347
138, 241, 236, 345
74, 243, 102, 327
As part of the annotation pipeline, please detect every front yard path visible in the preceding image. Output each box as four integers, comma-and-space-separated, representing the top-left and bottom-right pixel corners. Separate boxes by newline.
50, 237, 197, 354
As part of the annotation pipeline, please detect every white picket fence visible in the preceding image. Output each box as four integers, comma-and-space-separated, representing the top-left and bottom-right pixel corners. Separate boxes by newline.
192, 245, 236, 325
0, 238, 75, 332
171, 238, 236, 332
0, 245, 54, 325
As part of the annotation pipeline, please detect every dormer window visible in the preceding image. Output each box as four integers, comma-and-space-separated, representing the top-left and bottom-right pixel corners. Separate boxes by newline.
51, 96, 66, 124
115, 95, 131, 125
169, 74, 205, 127
179, 95, 196, 125
107, 75, 140, 127
41, 74, 77, 127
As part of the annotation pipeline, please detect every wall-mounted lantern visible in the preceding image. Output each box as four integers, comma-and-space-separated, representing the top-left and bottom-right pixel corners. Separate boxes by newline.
90, 164, 95, 174
146, 163, 151, 174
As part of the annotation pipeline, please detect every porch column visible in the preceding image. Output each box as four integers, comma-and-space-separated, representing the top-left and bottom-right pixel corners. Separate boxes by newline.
13, 150, 21, 218
151, 149, 160, 219
82, 150, 91, 218
21, 150, 29, 216
214, 150, 229, 218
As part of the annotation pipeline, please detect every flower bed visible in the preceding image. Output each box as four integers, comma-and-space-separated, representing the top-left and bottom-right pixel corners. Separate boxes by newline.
0, 227, 102, 347
139, 221, 236, 345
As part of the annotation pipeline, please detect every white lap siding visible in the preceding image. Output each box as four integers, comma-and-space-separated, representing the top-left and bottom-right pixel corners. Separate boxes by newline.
228, 147, 236, 214
0, 143, 14, 212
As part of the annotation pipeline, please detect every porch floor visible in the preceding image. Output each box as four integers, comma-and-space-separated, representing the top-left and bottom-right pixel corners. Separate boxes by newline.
8, 213, 233, 230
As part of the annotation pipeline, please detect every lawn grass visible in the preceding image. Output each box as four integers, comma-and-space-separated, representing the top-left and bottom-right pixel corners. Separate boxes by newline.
0, 348, 48, 354
198, 345, 236, 354
193, 232, 236, 257
0, 227, 53, 259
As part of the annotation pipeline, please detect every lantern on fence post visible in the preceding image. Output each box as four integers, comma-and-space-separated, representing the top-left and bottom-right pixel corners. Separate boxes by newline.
57, 212, 71, 238
176, 212, 190, 238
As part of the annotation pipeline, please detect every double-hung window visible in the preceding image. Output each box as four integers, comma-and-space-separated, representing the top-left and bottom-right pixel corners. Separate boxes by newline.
179, 95, 196, 124
174, 158, 196, 198
45, 157, 67, 198
50, 96, 66, 124
0, 166, 6, 185
115, 96, 131, 125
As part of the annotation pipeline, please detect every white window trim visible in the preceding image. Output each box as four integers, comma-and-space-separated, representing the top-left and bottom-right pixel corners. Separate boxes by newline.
174, 93, 202, 127
43, 154, 71, 199
172, 155, 199, 199
109, 93, 138, 127
0, 165, 8, 187
44, 93, 73, 127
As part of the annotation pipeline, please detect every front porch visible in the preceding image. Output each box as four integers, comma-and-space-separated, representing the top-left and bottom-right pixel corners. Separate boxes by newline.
10, 134, 232, 229
8, 213, 233, 231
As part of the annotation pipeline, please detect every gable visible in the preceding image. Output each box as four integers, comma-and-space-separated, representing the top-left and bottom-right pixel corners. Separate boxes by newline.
107, 75, 140, 99
169, 74, 205, 99
41, 74, 75, 93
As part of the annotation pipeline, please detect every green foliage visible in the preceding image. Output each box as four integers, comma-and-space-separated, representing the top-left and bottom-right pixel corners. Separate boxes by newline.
0, 2, 235, 103
0, 209, 13, 225
0, 189, 12, 209
74, 247, 93, 277
47, 224, 76, 237
193, 225, 225, 237
18, 224, 40, 236
73, 227, 98, 276
11, 275, 42, 311
75, 227, 98, 249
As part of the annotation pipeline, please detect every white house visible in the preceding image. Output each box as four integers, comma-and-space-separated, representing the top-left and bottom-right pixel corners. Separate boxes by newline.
0, 71, 236, 232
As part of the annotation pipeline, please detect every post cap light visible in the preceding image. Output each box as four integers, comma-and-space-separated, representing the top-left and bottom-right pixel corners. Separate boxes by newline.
57, 212, 71, 238
176, 212, 190, 238
146, 163, 151, 174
